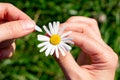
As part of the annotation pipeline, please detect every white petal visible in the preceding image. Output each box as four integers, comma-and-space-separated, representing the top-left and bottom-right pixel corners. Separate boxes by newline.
53, 22, 58, 34
37, 41, 49, 48
61, 42, 72, 51
61, 31, 72, 38
58, 26, 67, 35
64, 40, 74, 45
53, 22, 56, 29
39, 43, 50, 52
45, 44, 53, 56
50, 46, 56, 55
55, 47, 59, 58
56, 21, 60, 34
37, 35, 50, 41
35, 25, 42, 32
49, 22, 54, 34
59, 42, 66, 51
43, 25, 51, 36
62, 37, 74, 44
62, 37, 72, 41
58, 45, 66, 56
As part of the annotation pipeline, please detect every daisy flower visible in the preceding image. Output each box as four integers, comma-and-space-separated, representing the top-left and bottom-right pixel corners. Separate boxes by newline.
37, 21, 74, 58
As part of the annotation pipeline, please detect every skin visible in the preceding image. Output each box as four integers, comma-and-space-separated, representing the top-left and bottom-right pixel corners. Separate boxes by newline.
55, 16, 118, 80
0, 3, 118, 80
0, 3, 35, 59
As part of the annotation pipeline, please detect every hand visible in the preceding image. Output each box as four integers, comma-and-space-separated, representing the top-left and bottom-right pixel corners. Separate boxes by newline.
0, 3, 35, 59
56, 16, 118, 80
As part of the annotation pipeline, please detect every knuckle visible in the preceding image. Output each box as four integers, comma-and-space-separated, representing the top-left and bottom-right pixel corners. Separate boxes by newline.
114, 53, 118, 63
111, 52, 118, 63
4, 3, 14, 7
91, 18, 98, 24
109, 52, 118, 69
67, 16, 76, 22
82, 24, 90, 31
0, 3, 13, 7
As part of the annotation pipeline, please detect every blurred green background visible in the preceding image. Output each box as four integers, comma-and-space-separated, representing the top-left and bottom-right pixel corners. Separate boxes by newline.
0, 0, 119, 80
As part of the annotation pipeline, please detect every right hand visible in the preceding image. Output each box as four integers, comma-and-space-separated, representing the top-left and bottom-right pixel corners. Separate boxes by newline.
55, 16, 118, 80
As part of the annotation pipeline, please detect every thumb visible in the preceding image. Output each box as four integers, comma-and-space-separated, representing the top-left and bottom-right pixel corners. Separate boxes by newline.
0, 20, 35, 42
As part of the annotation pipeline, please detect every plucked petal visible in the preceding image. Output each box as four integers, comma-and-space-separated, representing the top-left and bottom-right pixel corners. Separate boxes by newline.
35, 25, 42, 32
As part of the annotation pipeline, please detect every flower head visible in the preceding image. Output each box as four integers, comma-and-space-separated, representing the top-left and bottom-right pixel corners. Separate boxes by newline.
37, 21, 74, 58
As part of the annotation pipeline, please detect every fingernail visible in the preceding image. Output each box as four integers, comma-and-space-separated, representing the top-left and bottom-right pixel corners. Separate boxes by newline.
21, 20, 35, 30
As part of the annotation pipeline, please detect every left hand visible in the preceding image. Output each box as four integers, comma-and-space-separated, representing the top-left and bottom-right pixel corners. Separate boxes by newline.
0, 3, 35, 59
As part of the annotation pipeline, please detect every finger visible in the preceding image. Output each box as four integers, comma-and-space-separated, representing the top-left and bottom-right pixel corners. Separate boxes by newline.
0, 3, 31, 21
0, 42, 15, 59
0, 39, 14, 48
55, 51, 83, 79
61, 22, 113, 52
0, 20, 35, 42
66, 16, 101, 36
70, 31, 113, 64
61, 22, 84, 33
61, 23, 114, 65
61, 22, 101, 40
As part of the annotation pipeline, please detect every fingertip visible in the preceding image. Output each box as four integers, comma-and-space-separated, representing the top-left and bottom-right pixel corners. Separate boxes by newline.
20, 20, 35, 31
55, 51, 77, 69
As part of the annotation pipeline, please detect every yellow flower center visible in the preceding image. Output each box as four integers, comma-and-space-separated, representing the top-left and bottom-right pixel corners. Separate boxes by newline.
50, 34, 61, 45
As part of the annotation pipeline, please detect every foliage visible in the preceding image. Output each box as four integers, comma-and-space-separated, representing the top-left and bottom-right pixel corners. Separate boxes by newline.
0, 0, 119, 80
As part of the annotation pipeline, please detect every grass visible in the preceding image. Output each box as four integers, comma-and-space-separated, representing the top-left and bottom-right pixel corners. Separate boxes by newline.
0, 0, 120, 80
